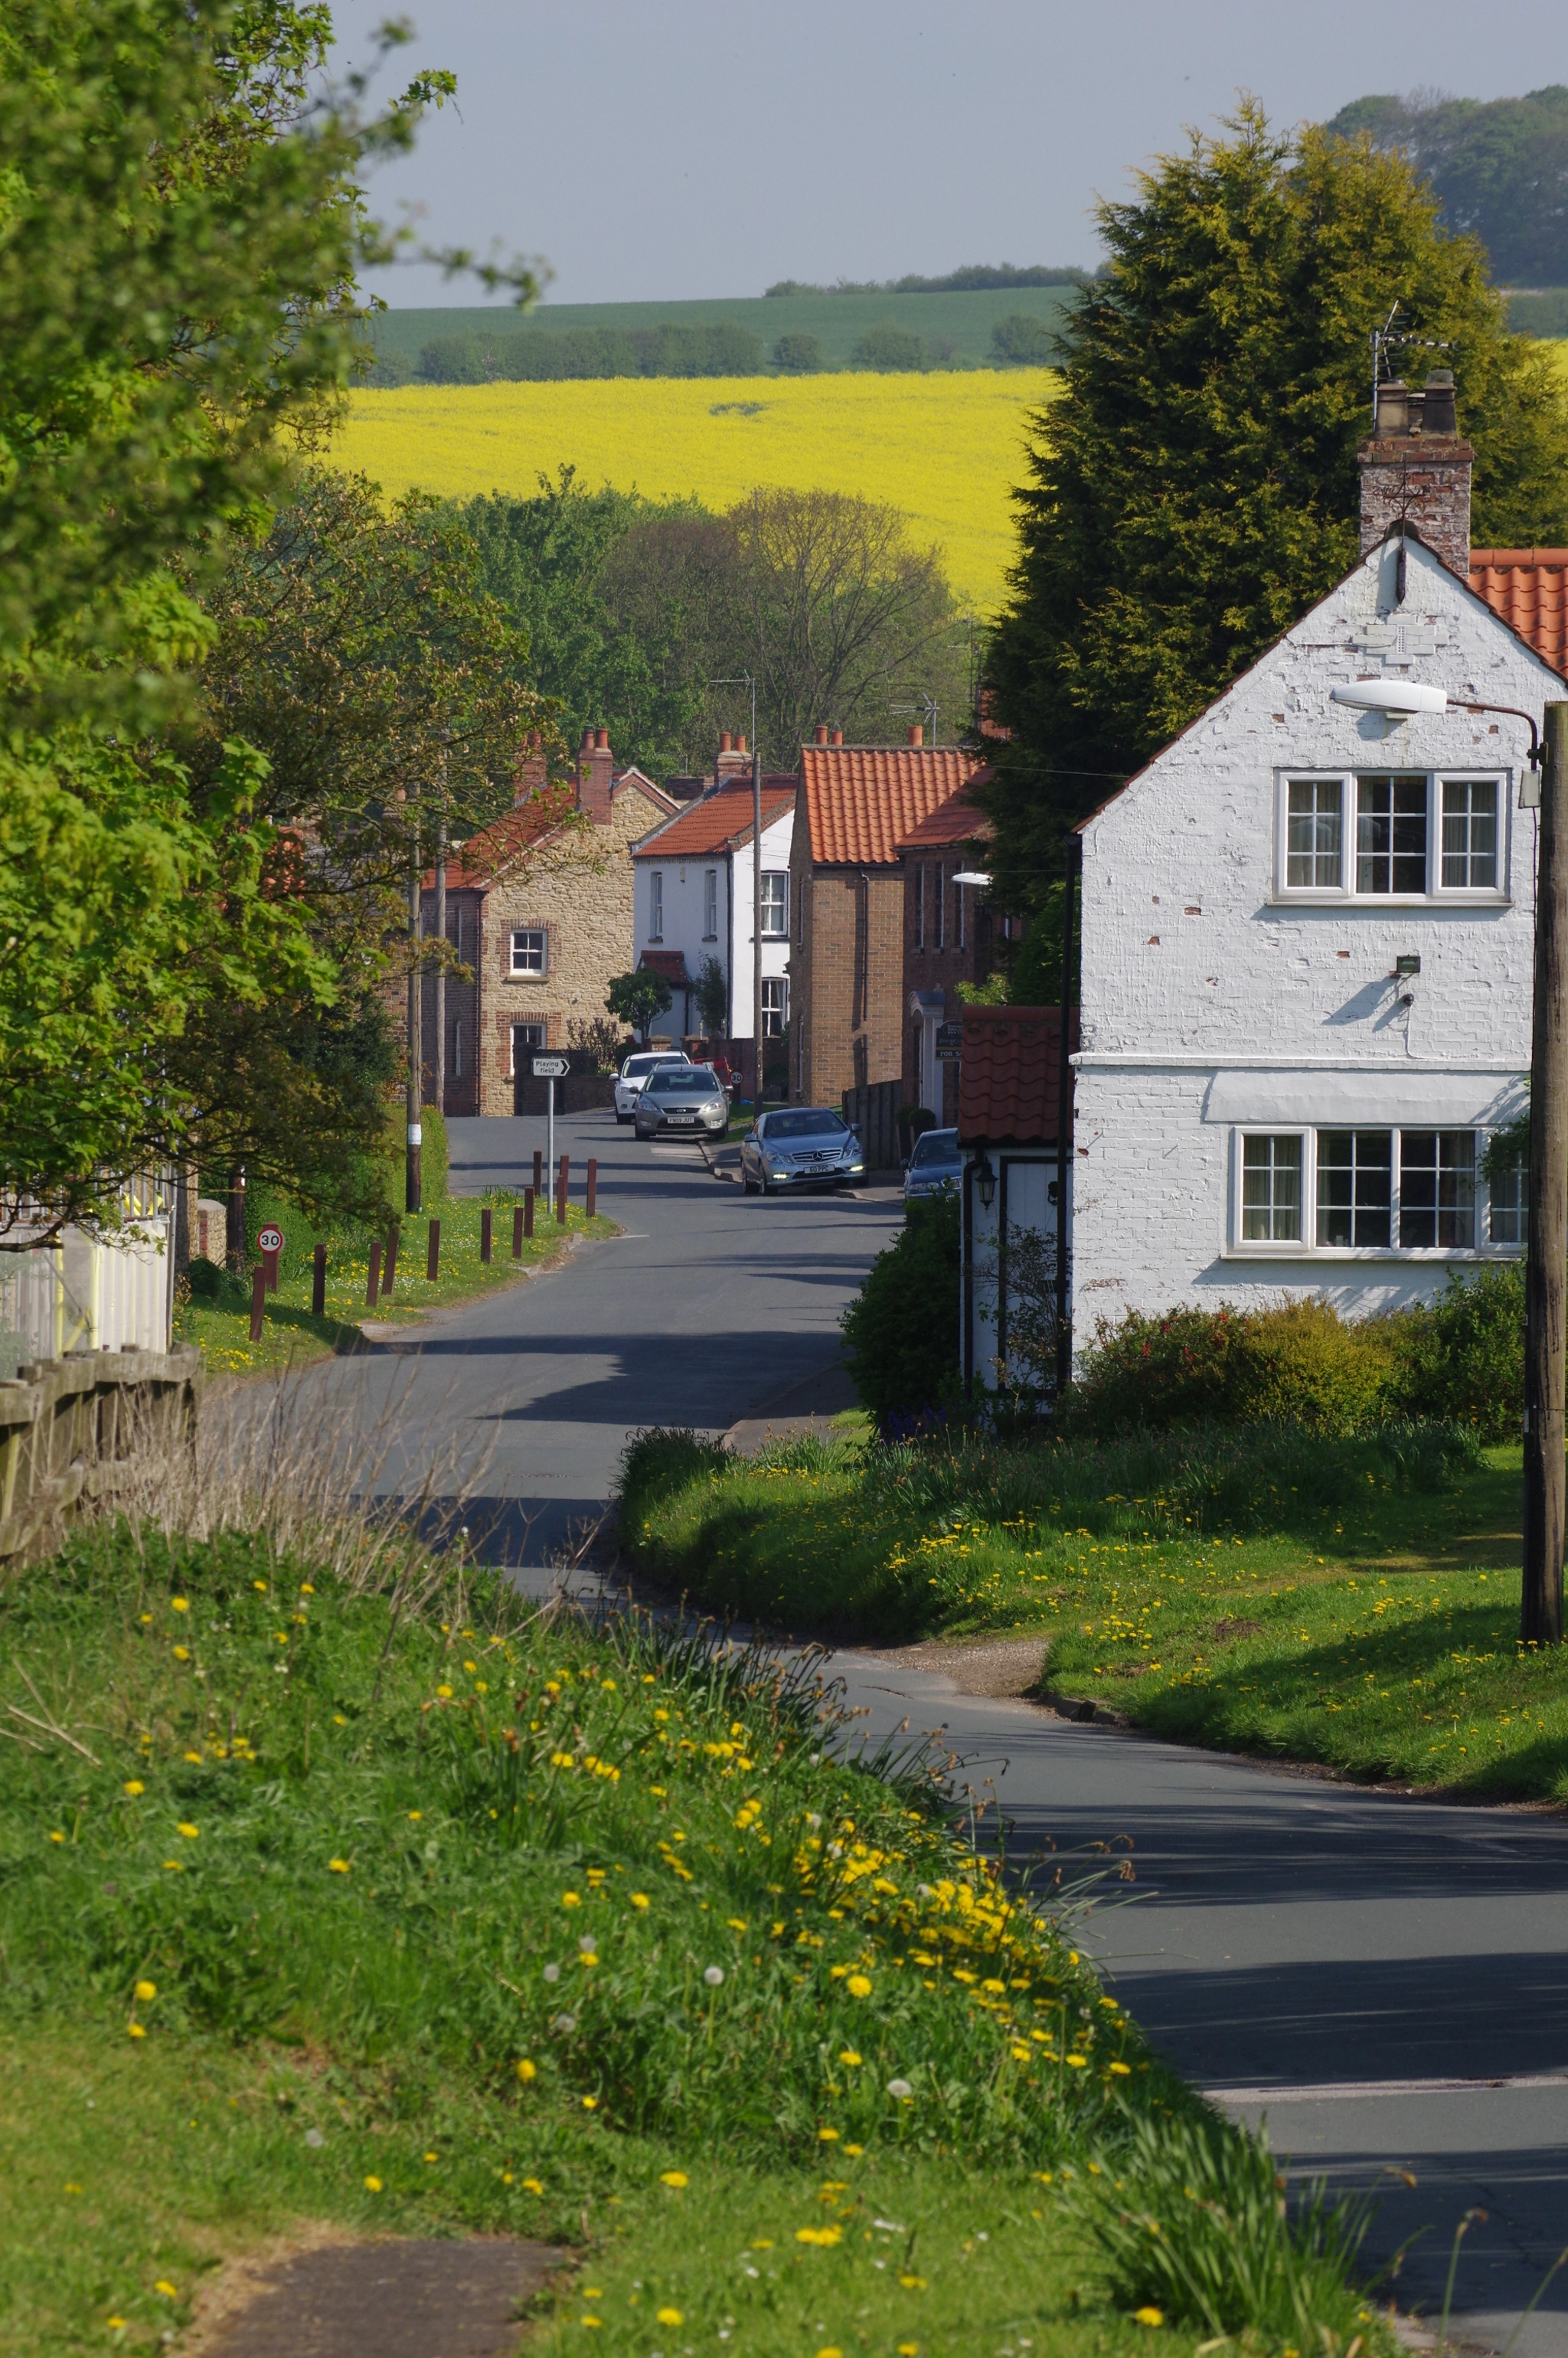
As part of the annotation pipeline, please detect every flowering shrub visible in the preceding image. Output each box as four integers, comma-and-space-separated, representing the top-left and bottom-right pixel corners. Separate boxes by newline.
1066, 1298, 1394, 1439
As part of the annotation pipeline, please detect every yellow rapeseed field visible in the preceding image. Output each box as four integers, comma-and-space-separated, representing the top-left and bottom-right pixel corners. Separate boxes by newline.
332, 369, 1060, 617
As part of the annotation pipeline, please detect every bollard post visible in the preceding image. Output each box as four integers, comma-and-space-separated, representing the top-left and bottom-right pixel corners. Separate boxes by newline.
532, 1147, 543, 1197
586, 1158, 597, 1219
481, 1207, 492, 1264
557, 1154, 570, 1226
312, 1239, 326, 1317
524, 1187, 534, 1239
249, 1265, 266, 1343
366, 1241, 381, 1307
426, 1219, 440, 1282
381, 1225, 398, 1298
512, 1203, 525, 1259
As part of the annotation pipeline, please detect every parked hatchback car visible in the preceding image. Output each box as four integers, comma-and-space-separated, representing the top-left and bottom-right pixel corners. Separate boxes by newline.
903, 1125, 964, 1202
740, 1107, 866, 1194
633, 1063, 730, 1139
614, 1049, 690, 1124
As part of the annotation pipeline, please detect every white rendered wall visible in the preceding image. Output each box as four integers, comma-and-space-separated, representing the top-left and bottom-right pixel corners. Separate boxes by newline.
1074, 537, 1557, 1328
632, 805, 794, 1038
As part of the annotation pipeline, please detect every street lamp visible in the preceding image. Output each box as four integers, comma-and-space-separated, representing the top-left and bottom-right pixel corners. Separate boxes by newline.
1331, 676, 1566, 1643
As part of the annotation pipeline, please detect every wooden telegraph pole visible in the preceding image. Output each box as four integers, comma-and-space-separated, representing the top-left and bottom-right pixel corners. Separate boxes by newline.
406, 866, 423, 1214
1523, 700, 1568, 1646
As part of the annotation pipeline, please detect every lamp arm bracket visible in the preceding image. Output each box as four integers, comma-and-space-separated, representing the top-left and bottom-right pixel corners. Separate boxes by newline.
1455, 701, 1545, 769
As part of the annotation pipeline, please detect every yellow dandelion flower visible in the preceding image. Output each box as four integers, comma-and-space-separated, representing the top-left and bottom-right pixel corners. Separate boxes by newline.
328, 1857, 351, 1873
176, 1823, 199, 1839
630, 1893, 650, 1909
899, 2272, 926, 2290
795, 2226, 843, 2246
561, 1891, 581, 1907
134, 1980, 156, 2001
522, 2177, 544, 2194
123, 1781, 144, 1797
659, 2170, 688, 2189
1066, 2053, 1086, 2067
838, 2049, 862, 2066
127, 2023, 146, 2039
656, 2308, 683, 2327
436, 1684, 453, 1699
48, 1831, 65, 1844
154, 2281, 177, 2298
897, 2344, 920, 2356
580, 2095, 597, 2109
172, 1646, 190, 1661
408, 1810, 422, 1821
1135, 2307, 1164, 2327
817, 2125, 841, 2141
846, 1974, 872, 1998
107, 2318, 126, 2330
170, 1598, 189, 1613
1109, 2059, 1132, 2075
517, 2059, 537, 2082
364, 2175, 383, 2193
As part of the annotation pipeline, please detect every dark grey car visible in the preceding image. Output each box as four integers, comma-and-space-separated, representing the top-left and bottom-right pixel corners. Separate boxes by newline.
740, 1107, 866, 1194
633, 1063, 729, 1139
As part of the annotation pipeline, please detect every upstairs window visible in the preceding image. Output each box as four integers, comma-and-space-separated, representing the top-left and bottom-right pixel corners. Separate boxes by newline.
760, 871, 788, 938
1357, 776, 1427, 895
1277, 773, 1505, 902
704, 868, 718, 939
649, 872, 664, 941
510, 928, 547, 975
1442, 781, 1498, 889
1286, 781, 1341, 887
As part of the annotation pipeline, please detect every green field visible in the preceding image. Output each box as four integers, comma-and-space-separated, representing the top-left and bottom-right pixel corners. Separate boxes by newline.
368, 285, 1083, 374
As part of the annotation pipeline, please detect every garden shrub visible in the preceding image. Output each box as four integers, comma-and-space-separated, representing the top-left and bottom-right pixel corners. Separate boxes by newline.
840, 1191, 960, 1428
1066, 1298, 1393, 1439
1385, 1260, 1524, 1441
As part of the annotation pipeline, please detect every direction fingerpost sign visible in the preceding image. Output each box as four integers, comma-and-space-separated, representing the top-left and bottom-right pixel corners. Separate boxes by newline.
531, 1053, 570, 1079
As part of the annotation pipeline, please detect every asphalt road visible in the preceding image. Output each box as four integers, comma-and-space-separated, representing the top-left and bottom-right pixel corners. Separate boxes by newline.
296, 1108, 1568, 2353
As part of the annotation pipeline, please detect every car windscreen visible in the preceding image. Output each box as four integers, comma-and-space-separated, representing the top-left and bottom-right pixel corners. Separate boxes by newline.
763, 1109, 848, 1139
648, 1071, 720, 1095
625, 1054, 687, 1079
910, 1130, 962, 1168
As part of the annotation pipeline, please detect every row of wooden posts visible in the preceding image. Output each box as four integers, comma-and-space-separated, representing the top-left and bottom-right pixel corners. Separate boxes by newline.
246, 1153, 596, 1343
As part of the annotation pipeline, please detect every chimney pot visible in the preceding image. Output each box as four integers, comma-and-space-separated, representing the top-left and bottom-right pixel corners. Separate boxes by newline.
719, 731, 733, 753
830, 728, 844, 746
580, 726, 595, 753
735, 733, 746, 754
907, 723, 923, 747
595, 727, 609, 750
1423, 367, 1457, 436
814, 723, 828, 745
1375, 378, 1410, 437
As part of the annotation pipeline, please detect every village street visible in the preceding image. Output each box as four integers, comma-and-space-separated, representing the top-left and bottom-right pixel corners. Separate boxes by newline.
306, 1109, 1568, 2356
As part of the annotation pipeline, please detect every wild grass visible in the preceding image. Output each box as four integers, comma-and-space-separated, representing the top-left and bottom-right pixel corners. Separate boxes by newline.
618, 1422, 1568, 1801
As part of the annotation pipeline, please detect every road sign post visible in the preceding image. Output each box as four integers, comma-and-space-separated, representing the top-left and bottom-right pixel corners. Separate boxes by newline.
531, 1053, 569, 1195
312, 1240, 327, 1317
256, 1223, 284, 1295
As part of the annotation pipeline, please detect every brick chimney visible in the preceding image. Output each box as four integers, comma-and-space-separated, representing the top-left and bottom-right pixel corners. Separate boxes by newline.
513, 731, 548, 805
576, 725, 615, 825
906, 723, 923, 747
1358, 367, 1473, 579
715, 730, 752, 784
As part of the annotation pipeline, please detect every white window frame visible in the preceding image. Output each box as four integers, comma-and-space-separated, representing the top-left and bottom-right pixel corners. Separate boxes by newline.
509, 927, 547, 977
509, 1020, 546, 1076
760, 975, 789, 1037
704, 868, 718, 941
760, 870, 789, 939
1272, 770, 1509, 905
1227, 1125, 1523, 1259
649, 872, 664, 942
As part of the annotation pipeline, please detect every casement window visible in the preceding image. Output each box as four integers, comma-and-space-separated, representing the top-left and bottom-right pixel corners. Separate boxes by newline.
760, 871, 788, 938
704, 868, 718, 940
509, 928, 547, 975
649, 873, 664, 942
760, 976, 789, 1037
1232, 1126, 1514, 1255
1276, 774, 1505, 901
509, 1021, 545, 1075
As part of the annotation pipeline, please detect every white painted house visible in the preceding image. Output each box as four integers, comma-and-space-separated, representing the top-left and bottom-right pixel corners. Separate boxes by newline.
1071, 386, 1566, 1333
629, 758, 796, 1060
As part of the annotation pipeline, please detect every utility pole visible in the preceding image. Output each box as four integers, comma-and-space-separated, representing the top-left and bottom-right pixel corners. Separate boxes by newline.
1524, 699, 1568, 1645
753, 741, 765, 1109
406, 863, 422, 1214
433, 735, 449, 1120
1055, 837, 1080, 1402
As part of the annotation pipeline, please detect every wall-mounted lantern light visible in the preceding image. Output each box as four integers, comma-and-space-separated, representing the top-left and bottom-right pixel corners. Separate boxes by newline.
974, 1153, 996, 1210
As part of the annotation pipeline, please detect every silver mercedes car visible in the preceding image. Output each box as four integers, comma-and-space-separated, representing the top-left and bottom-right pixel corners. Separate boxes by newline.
740, 1106, 866, 1194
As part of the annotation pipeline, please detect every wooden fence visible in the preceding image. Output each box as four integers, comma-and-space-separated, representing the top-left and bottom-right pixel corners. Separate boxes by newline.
0, 1345, 199, 1569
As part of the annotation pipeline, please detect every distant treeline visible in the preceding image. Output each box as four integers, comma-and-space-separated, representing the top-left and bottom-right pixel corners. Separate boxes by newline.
1328, 87, 1568, 288
765, 263, 1094, 296
378, 321, 766, 388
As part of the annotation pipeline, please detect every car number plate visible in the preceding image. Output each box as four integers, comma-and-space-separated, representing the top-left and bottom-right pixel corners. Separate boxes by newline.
670, 1113, 697, 1124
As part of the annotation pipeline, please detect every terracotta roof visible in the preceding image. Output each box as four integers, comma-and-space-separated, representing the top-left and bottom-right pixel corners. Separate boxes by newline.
1469, 549, 1568, 678
639, 949, 691, 987
896, 778, 994, 853
957, 1005, 1078, 1148
631, 776, 796, 859
436, 782, 581, 890
799, 745, 982, 867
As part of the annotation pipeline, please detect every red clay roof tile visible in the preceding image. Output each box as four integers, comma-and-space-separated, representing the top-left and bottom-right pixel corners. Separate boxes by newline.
957, 1004, 1078, 1147
1470, 548, 1568, 679
896, 779, 994, 853
631, 776, 797, 860
800, 745, 982, 867
639, 949, 691, 986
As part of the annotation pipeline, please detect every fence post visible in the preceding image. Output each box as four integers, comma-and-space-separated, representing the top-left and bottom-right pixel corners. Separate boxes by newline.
312, 1240, 327, 1317
426, 1220, 440, 1282
586, 1158, 597, 1219
524, 1187, 534, 1239
512, 1203, 525, 1258
249, 1266, 266, 1343
533, 1148, 543, 1197
381, 1226, 398, 1298
365, 1241, 381, 1307
557, 1154, 570, 1226
481, 1207, 492, 1264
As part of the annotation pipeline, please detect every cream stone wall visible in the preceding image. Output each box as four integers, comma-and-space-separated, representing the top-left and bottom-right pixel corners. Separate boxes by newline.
475, 777, 673, 1117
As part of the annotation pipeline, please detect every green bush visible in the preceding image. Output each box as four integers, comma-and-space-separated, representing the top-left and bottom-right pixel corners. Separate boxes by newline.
852, 321, 925, 371
1067, 1298, 1393, 1439
1386, 1261, 1524, 1441
772, 331, 822, 373
840, 1191, 960, 1427
989, 312, 1054, 364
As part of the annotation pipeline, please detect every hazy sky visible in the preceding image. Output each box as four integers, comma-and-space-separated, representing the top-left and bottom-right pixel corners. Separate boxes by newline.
328, 1, 1566, 309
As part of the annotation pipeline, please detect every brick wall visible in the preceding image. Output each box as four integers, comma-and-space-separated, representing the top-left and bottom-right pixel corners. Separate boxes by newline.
789, 856, 906, 1106
1357, 436, 1474, 577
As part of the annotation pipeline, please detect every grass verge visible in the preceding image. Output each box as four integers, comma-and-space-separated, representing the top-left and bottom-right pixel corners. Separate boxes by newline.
1, 1483, 1389, 2355
617, 1422, 1568, 1804
175, 1197, 615, 1380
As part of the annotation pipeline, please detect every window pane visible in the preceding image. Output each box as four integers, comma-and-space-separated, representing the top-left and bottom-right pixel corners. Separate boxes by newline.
1242, 1135, 1302, 1240
760, 873, 788, 936
1441, 782, 1498, 889
1357, 776, 1428, 894
510, 929, 545, 974
1287, 781, 1342, 887
1316, 1131, 1392, 1247
1490, 1144, 1527, 1245
1400, 1130, 1475, 1248
760, 976, 788, 1037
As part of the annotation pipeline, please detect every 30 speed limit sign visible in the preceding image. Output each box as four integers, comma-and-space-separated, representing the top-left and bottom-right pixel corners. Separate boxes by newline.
256, 1224, 285, 1256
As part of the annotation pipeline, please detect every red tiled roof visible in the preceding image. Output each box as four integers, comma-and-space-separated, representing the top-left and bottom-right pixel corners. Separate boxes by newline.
896, 778, 994, 853
639, 949, 691, 987
631, 776, 796, 859
1470, 549, 1568, 679
800, 745, 982, 867
957, 1005, 1078, 1148
437, 782, 581, 889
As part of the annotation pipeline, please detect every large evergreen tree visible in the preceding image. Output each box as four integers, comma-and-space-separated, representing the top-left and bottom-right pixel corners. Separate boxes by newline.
982, 103, 1568, 923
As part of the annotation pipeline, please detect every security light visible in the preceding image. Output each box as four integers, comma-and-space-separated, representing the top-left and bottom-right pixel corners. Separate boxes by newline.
952, 870, 992, 887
